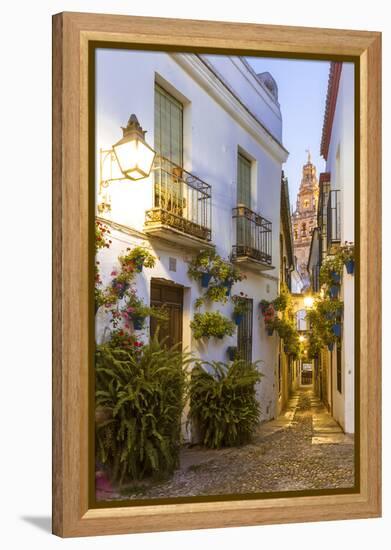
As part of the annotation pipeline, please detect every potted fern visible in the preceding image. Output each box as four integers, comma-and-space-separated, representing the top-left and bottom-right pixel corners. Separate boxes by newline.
189, 360, 263, 448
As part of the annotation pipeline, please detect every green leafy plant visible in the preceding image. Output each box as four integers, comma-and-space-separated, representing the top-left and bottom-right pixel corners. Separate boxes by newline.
270, 317, 300, 356
195, 284, 229, 308
319, 255, 344, 287
95, 334, 193, 484
120, 289, 169, 329
120, 246, 156, 269
340, 241, 355, 262
211, 257, 244, 285
187, 249, 244, 286
187, 249, 217, 281
190, 312, 235, 340
231, 293, 249, 316
189, 360, 263, 448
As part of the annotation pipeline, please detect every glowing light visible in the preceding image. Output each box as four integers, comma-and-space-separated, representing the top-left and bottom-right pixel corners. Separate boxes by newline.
113, 114, 155, 181
304, 295, 314, 309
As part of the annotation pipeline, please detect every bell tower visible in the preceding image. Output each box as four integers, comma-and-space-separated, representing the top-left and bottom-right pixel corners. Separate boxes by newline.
292, 151, 319, 287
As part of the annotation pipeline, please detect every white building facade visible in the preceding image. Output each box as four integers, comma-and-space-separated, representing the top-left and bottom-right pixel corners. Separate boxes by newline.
95, 49, 289, 427
316, 61, 355, 433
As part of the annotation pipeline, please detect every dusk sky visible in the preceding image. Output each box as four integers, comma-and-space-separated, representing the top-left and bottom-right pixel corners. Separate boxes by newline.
247, 57, 330, 209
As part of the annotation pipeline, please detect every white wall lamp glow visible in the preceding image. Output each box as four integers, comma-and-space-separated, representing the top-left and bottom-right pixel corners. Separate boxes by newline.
112, 114, 156, 181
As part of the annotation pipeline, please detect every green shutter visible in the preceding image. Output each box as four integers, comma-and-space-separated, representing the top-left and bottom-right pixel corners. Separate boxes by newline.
154, 84, 183, 165
237, 153, 252, 207
237, 153, 252, 248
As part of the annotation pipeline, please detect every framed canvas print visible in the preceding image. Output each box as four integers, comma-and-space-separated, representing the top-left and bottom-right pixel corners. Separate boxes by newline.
52, 12, 381, 537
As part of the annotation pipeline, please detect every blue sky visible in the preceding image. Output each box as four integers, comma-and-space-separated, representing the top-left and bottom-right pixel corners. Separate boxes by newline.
247, 57, 330, 209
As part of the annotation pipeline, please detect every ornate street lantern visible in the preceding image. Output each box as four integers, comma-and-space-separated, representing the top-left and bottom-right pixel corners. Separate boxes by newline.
112, 114, 155, 181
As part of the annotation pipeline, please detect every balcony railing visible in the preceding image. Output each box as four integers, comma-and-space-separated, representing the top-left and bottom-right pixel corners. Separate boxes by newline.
232, 205, 272, 266
145, 156, 212, 242
326, 189, 341, 250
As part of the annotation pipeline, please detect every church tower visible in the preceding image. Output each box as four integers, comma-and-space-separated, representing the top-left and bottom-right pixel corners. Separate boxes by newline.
292, 151, 319, 287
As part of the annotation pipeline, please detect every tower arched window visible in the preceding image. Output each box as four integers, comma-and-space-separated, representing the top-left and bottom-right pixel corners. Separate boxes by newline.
301, 223, 306, 236
304, 199, 309, 208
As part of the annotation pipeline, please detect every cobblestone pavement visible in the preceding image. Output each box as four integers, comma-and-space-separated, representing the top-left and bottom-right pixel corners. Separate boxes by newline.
104, 388, 355, 501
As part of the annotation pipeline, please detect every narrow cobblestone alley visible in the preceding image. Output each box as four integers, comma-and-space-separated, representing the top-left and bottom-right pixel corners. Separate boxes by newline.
105, 388, 355, 501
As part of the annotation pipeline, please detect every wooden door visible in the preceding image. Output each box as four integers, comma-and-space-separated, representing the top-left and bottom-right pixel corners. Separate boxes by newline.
150, 281, 183, 349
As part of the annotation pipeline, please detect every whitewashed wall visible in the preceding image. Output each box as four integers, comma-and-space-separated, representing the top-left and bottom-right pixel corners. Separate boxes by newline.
95, 49, 288, 423
325, 63, 355, 433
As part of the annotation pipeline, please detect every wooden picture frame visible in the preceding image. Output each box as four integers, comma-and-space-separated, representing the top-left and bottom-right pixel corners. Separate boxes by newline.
52, 12, 381, 537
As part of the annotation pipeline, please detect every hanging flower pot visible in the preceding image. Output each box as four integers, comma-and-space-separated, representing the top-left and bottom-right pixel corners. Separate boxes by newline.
132, 316, 145, 330
331, 270, 341, 284
233, 312, 244, 325
329, 285, 339, 299
135, 261, 143, 273
222, 280, 233, 296
332, 323, 342, 337
327, 342, 334, 352
200, 272, 212, 288
227, 346, 237, 361
345, 259, 355, 274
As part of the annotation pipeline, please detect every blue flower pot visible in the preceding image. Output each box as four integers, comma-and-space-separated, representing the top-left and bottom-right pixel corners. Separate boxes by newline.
135, 262, 143, 273
345, 259, 355, 274
132, 317, 144, 330
201, 272, 212, 288
233, 313, 243, 326
331, 271, 341, 284
222, 281, 233, 296
327, 342, 334, 352
227, 347, 237, 361
329, 285, 339, 298
332, 323, 341, 337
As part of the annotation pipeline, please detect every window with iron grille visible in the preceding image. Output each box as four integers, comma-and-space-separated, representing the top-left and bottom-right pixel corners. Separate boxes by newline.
237, 298, 253, 363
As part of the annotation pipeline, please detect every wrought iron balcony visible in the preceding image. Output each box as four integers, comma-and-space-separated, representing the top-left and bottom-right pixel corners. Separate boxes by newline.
232, 205, 272, 269
144, 156, 212, 247
326, 189, 341, 252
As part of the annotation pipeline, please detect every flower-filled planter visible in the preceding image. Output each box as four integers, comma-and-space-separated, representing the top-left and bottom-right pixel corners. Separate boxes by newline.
132, 316, 145, 330
231, 293, 249, 326
111, 278, 130, 299
119, 246, 156, 273
332, 323, 342, 337
233, 313, 243, 325
320, 255, 343, 288
201, 272, 213, 288
345, 259, 355, 274
329, 285, 339, 299
331, 270, 341, 284
340, 241, 355, 275
190, 312, 235, 340
188, 250, 244, 293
